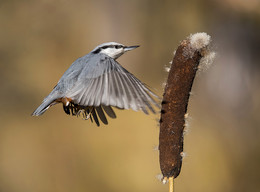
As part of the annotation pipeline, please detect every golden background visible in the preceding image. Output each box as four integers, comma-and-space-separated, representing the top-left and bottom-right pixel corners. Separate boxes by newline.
0, 0, 260, 191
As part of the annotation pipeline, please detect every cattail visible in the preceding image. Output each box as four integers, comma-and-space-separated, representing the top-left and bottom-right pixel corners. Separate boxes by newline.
159, 33, 215, 186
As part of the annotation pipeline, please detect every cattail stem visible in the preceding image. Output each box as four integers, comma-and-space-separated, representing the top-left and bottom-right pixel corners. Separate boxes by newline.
169, 177, 174, 192
159, 33, 214, 179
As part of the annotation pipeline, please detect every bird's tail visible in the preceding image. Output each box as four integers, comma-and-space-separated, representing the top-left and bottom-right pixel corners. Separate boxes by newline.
31, 92, 59, 116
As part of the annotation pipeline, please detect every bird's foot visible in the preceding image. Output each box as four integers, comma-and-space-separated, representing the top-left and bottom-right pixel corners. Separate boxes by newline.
76, 109, 84, 117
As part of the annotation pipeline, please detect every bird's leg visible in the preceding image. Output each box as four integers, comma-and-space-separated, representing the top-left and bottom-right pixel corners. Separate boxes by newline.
76, 109, 84, 117
84, 107, 93, 120
60, 97, 72, 106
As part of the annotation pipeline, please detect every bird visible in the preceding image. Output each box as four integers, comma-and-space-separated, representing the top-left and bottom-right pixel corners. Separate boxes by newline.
32, 42, 159, 126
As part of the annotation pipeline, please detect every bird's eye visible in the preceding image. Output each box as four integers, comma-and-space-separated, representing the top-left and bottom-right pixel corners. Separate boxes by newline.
115, 45, 122, 49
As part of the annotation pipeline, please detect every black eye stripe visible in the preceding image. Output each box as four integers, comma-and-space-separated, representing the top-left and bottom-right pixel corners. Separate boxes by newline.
93, 45, 123, 53
92, 48, 101, 54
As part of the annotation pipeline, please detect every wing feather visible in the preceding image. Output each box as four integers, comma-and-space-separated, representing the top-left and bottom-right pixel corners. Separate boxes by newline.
91, 108, 100, 126
95, 106, 108, 124
102, 105, 116, 119
78, 79, 94, 105
113, 71, 129, 109
126, 73, 156, 113
101, 65, 110, 106
130, 74, 160, 107
108, 64, 118, 107
93, 71, 103, 106
85, 78, 100, 106
116, 71, 145, 112
66, 55, 158, 114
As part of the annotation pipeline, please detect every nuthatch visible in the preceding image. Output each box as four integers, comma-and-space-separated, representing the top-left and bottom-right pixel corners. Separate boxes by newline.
32, 42, 159, 126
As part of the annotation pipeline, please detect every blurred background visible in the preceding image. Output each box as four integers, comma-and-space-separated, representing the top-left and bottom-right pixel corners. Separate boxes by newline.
0, 0, 260, 192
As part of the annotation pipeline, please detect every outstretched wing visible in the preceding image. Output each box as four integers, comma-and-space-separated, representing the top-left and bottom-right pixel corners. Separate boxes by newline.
66, 53, 159, 114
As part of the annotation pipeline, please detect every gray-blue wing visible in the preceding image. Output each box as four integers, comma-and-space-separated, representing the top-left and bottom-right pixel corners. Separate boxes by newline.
65, 55, 159, 114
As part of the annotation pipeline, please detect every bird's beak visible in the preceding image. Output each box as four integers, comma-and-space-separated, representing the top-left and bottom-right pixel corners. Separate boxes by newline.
124, 45, 140, 52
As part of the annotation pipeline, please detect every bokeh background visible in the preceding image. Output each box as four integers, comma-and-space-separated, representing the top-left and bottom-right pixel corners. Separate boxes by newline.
1, 0, 260, 192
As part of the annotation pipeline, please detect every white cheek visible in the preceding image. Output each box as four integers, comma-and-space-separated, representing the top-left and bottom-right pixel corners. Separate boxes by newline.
100, 48, 123, 58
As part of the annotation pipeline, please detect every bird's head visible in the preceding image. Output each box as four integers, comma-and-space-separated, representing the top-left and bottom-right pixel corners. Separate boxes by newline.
91, 42, 139, 59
